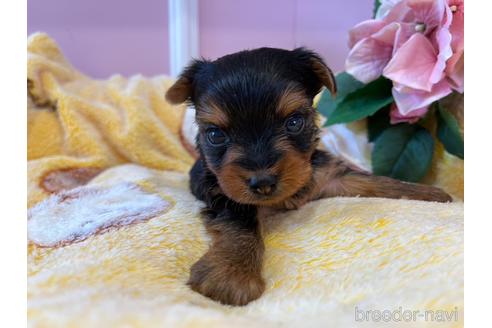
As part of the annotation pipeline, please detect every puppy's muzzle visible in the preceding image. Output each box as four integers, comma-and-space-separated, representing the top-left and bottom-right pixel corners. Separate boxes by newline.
248, 174, 277, 196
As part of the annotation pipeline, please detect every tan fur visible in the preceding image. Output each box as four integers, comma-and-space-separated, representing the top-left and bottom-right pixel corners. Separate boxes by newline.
188, 219, 265, 306
310, 58, 337, 97
214, 146, 252, 203
321, 172, 453, 202
165, 76, 192, 104
279, 157, 451, 209
270, 156, 452, 212
267, 149, 312, 205
217, 164, 251, 203
196, 101, 229, 128
217, 140, 314, 206
276, 86, 310, 117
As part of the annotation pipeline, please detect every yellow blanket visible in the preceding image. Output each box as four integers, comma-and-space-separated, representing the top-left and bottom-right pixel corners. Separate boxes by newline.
27, 33, 464, 327
27, 33, 194, 207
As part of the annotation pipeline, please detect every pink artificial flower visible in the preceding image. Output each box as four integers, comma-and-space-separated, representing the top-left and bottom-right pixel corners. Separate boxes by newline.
346, 23, 399, 83
392, 79, 452, 114
446, 0, 464, 92
389, 103, 429, 124
345, 0, 464, 122
447, 53, 464, 92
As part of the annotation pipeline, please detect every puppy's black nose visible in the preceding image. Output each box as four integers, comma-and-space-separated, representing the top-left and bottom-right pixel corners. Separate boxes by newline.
248, 174, 277, 196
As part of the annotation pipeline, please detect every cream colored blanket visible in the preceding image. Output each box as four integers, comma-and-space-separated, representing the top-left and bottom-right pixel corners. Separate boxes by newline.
27, 33, 464, 327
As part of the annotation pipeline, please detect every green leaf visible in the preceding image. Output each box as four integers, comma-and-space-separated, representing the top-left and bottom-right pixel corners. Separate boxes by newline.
317, 72, 364, 120
373, 0, 382, 18
372, 124, 434, 182
367, 105, 391, 142
325, 77, 393, 126
436, 104, 464, 159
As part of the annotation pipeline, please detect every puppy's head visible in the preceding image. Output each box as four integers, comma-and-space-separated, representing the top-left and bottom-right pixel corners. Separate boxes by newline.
166, 47, 336, 206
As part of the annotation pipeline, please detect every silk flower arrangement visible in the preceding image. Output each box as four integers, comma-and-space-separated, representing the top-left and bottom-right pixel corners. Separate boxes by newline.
318, 0, 464, 182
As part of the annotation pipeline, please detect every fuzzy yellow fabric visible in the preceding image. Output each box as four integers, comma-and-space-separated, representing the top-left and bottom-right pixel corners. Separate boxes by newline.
27, 33, 194, 207
27, 33, 463, 327
28, 165, 463, 327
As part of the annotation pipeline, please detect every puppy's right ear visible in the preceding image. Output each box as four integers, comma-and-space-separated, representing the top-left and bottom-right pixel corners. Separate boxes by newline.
165, 60, 209, 105
291, 47, 337, 98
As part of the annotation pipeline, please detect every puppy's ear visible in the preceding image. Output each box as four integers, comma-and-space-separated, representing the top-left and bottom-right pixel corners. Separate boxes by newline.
165, 60, 209, 105
292, 48, 337, 98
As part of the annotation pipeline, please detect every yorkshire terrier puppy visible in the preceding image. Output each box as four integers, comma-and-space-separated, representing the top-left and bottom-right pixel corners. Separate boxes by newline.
166, 47, 452, 306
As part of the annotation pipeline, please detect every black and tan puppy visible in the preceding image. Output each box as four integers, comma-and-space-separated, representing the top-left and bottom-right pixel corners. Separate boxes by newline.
166, 47, 452, 306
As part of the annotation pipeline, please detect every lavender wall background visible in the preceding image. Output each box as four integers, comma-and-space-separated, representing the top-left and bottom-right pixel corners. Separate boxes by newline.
28, 0, 372, 79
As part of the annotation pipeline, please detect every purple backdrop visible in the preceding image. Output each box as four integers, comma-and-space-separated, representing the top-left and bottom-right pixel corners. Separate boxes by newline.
199, 0, 373, 73
27, 0, 170, 78
28, 0, 372, 78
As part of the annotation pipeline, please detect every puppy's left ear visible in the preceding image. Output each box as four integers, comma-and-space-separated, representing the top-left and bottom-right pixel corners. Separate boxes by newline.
165, 59, 209, 105
292, 47, 337, 98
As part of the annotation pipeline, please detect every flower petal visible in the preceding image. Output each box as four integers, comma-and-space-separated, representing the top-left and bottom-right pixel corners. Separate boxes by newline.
446, 0, 464, 88
447, 53, 464, 92
430, 26, 453, 84
393, 22, 418, 53
346, 40, 391, 83
407, 0, 447, 30
346, 24, 399, 83
392, 79, 452, 114
384, 1, 412, 23
348, 20, 387, 49
449, 0, 464, 55
383, 33, 438, 91
390, 103, 429, 124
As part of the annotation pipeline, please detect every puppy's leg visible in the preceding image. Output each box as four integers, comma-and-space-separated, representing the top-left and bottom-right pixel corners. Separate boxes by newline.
323, 171, 453, 202
188, 202, 264, 306
188, 159, 265, 306
313, 150, 452, 202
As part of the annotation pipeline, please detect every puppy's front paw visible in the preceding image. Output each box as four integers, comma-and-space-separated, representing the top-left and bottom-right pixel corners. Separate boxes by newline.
188, 253, 265, 306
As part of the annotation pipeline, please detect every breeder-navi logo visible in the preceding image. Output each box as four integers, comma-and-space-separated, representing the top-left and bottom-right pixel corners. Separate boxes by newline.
355, 306, 459, 323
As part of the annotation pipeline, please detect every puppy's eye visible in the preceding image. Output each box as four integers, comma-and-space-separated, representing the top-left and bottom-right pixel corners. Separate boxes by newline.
206, 127, 229, 146
285, 115, 305, 134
